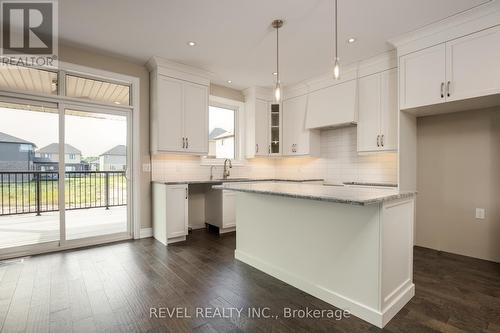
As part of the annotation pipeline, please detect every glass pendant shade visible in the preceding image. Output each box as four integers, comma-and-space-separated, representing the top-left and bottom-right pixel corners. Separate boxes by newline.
333, 57, 341, 80
274, 81, 282, 103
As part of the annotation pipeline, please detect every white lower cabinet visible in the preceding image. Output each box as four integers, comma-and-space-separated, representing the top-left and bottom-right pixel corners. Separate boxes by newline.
205, 188, 236, 234
153, 183, 188, 245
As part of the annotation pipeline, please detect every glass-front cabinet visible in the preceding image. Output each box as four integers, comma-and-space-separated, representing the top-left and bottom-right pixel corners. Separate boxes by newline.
270, 103, 281, 155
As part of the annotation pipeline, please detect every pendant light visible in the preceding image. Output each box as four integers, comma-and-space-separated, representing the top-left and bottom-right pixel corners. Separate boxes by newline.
272, 19, 283, 103
333, 0, 341, 80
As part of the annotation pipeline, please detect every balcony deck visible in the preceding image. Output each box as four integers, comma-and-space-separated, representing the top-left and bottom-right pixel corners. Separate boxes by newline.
0, 206, 127, 249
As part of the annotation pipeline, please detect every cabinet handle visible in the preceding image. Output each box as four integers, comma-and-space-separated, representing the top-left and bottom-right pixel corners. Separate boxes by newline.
446, 81, 451, 97
186, 137, 189, 149
377, 135, 380, 147
268, 145, 271, 154
381, 134, 384, 147
182, 137, 185, 149
440, 82, 444, 98
256, 144, 259, 153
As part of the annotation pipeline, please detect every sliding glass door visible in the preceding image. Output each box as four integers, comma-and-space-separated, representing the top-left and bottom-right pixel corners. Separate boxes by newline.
0, 99, 132, 257
63, 107, 130, 241
0, 101, 60, 250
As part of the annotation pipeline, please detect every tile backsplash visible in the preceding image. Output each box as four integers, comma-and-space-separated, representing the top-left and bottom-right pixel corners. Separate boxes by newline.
275, 127, 398, 184
151, 155, 276, 181
152, 126, 398, 184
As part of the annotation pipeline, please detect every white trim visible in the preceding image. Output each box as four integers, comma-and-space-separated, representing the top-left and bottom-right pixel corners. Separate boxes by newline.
201, 95, 246, 166
147, 57, 212, 86
0, 233, 132, 261
389, 1, 500, 56
0, 60, 142, 252
235, 250, 414, 328
58, 103, 66, 245
140, 227, 153, 238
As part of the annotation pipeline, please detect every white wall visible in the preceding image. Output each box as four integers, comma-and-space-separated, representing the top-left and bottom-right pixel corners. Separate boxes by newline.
416, 107, 500, 263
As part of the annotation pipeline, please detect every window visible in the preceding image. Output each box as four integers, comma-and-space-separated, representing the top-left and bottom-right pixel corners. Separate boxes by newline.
207, 105, 236, 160
65, 74, 130, 106
19, 144, 33, 152
0, 64, 58, 95
69, 154, 75, 160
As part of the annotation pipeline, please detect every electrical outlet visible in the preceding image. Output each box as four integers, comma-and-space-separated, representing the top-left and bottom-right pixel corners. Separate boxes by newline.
475, 208, 485, 219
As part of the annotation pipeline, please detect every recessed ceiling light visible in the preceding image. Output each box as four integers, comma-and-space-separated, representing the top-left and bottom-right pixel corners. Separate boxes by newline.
227, 80, 232, 84
114, 101, 121, 105
272, 72, 278, 76
187, 41, 196, 46
347, 37, 356, 43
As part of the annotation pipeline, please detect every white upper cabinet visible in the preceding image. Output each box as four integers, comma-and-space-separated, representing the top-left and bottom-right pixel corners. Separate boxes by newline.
399, 43, 446, 110
148, 57, 210, 154
156, 76, 184, 152
446, 26, 500, 102
183, 82, 209, 154
357, 68, 398, 152
254, 99, 270, 156
357, 73, 381, 152
282, 94, 320, 156
306, 79, 358, 129
380, 69, 398, 151
399, 25, 500, 110
244, 87, 275, 158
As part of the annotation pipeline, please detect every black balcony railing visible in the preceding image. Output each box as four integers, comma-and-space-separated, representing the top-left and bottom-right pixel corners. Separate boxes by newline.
0, 171, 127, 216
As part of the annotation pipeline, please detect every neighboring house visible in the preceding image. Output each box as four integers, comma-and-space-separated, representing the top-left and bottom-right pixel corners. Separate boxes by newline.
214, 131, 235, 159
35, 143, 84, 171
0, 132, 36, 171
83, 157, 100, 171
208, 127, 228, 158
99, 145, 126, 171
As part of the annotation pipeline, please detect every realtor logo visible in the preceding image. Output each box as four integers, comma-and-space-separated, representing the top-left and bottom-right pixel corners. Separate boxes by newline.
1, 0, 58, 66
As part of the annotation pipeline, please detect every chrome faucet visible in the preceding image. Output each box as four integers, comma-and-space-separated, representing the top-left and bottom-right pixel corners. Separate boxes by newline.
210, 165, 216, 180
223, 159, 232, 179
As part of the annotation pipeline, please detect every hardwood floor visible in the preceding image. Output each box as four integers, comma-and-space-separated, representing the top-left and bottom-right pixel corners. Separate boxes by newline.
1, 229, 499, 333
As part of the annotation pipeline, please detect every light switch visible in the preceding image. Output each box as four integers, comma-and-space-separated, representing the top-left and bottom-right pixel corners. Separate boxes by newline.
475, 208, 485, 219
143, 163, 151, 172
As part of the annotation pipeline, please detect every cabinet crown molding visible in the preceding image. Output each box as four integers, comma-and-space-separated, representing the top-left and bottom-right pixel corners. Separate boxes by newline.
283, 50, 397, 99
389, 1, 500, 56
243, 86, 273, 102
147, 56, 212, 86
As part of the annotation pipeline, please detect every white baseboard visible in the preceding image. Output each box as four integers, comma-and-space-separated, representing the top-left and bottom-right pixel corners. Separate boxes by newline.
219, 226, 236, 234
140, 227, 153, 238
235, 250, 413, 328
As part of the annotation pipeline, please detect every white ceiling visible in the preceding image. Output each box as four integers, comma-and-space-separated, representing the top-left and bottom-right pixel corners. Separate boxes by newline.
59, 0, 490, 90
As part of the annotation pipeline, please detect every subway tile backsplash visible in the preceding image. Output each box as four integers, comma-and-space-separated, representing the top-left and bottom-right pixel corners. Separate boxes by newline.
152, 126, 398, 184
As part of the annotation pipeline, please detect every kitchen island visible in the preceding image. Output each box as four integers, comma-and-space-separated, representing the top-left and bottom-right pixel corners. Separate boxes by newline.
215, 182, 417, 328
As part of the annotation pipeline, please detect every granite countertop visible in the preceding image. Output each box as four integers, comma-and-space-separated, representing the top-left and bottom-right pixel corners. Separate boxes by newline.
153, 178, 324, 185
213, 182, 416, 206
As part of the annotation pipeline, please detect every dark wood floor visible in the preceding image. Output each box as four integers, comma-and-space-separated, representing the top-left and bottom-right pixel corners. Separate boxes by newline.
1, 230, 500, 333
